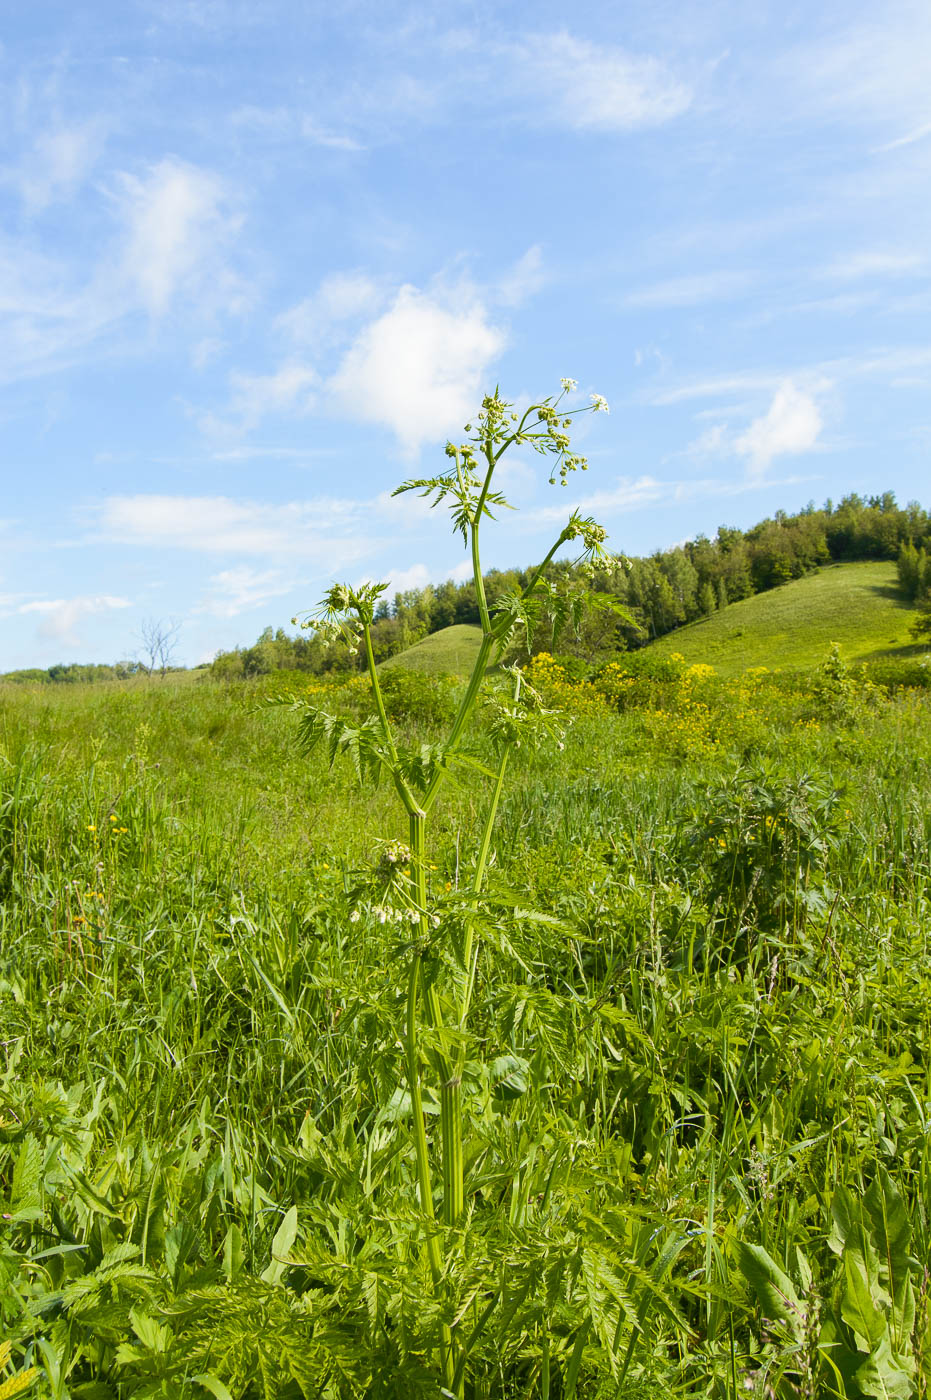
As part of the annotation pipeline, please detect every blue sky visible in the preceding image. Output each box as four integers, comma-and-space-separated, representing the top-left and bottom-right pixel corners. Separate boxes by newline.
2, 0, 930, 667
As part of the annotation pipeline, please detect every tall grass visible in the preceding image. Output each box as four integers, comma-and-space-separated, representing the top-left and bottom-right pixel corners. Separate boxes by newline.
1, 668, 930, 1397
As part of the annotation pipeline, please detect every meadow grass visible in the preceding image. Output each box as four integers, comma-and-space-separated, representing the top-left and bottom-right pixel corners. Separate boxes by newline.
650, 561, 925, 674
381, 624, 485, 677
2, 665, 931, 1397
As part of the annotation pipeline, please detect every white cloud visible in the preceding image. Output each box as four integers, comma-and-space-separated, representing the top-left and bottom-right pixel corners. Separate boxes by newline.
381, 563, 432, 597
686, 422, 730, 459
826, 251, 924, 280
496, 245, 545, 307
229, 105, 362, 149
19, 595, 130, 645
112, 158, 241, 316
788, 11, 931, 133
300, 117, 363, 151
876, 119, 931, 152
275, 272, 385, 345
221, 363, 318, 431
735, 383, 823, 477
98, 493, 368, 560
626, 271, 753, 308
196, 567, 295, 617
513, 32, 692, 131
325, 283, 506, 454
448, 559, 474, 584
648, 372, 782, 406
527, 475, 672, 528
12, 123, 104, 212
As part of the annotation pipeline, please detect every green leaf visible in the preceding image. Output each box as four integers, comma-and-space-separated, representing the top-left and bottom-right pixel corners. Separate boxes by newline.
9, 1136, 42, 1222
222, 1223, 243, 1282
192, 1377, 236, 1400
852, 1334, 915, 1399
737, 1241, 803, 1339
129, 1306, 172, 1354
841, 1249, 888, 1352
261, 1204, 298, 1285
864, 1167, 912, 1304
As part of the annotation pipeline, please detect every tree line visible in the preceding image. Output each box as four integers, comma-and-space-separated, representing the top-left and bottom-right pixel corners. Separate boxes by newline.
212, 491, 931, 677
4, 492, 929, 684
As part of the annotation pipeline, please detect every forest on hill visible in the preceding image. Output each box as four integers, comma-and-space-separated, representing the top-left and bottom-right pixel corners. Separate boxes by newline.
211, 490, 931, 678
5, 490, 931, 685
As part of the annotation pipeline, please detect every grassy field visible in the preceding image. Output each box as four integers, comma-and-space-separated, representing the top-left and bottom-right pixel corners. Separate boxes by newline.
2, 658, 931, 1397
381, 623, 485, 676
649, 561, 924, 674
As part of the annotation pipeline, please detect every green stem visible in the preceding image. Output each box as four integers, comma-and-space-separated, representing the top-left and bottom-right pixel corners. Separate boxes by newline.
422, 631, 496, 815
408, 808, 458, 1389
471, 452, 495, 634
460, 741, 510, 1028
405, 953, 456, 1387
362, 622, 420, 816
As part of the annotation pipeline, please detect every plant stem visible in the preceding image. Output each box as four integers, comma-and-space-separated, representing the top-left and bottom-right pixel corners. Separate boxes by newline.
405, 951, 456, 1387
362, 622, 420, 817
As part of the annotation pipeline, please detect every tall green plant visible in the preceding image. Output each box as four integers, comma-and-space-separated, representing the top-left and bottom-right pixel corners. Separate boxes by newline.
288, 383, 612, 1387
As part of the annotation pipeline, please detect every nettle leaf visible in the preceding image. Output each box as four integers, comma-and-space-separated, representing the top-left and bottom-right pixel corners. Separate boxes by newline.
129, 1306, 173, 1355
9, 1134, 42, 1222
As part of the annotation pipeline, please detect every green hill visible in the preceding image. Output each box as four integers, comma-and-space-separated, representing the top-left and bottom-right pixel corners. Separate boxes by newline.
648, 561, 925, 675
382, 623, 485, 676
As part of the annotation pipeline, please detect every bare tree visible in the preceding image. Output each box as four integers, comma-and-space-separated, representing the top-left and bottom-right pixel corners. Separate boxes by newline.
138, 617, 182, 677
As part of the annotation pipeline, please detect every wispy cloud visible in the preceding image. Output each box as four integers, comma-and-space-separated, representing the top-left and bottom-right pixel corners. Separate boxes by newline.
212, 363, 318, 434
495, 245, 545, 308
825, 251, 924, 280
275, 271, 385, 346
98, 494, 366, 557
230, 105, 363, 151
18, 594, 130, 645
195, 566, 295, 617
786, 9, 931, 134
7, 122, 105, 212
511, 32, 693, 131
111, 157, 243, 317
645, 345, 931, 407
524, 469, 809, 533
875, 119, 931, 152
626, 271, 753, 308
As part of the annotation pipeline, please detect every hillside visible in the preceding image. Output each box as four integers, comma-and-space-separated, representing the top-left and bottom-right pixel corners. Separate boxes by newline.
381, 622, 485, 675
648, 560, 924, 674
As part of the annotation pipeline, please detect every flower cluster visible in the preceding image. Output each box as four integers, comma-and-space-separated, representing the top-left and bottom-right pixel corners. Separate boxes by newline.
293, 580, 389, 656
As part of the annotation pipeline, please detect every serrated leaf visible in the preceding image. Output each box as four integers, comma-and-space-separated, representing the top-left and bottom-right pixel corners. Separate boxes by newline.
10, 1136, 42, 1220
0, 1367, 40, 1399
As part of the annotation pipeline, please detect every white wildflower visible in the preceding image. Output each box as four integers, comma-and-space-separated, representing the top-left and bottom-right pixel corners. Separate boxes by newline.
560, 378, 578, 393
590, 393, 609, 413
349, 910, 360, 924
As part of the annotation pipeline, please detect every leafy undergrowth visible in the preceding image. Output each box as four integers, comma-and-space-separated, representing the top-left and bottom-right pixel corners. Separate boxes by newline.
1, 671, 931, 1397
